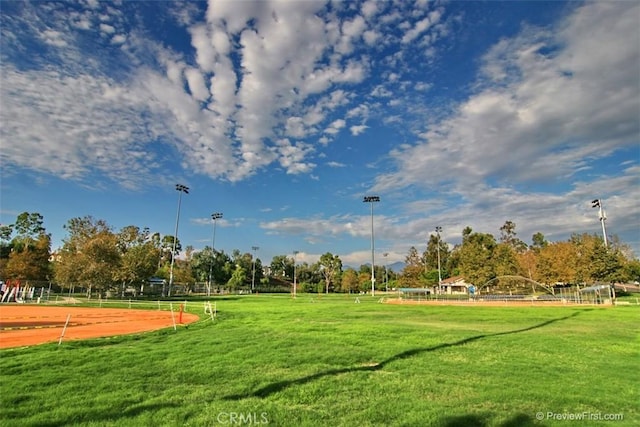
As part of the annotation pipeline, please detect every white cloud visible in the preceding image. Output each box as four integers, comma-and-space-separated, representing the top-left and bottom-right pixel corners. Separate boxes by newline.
184, 67, 209, 102
414, 82, 431, 91
361, 1, 380, 20
350, 125, 368, 136
362, 29, 381, 45
189, 24, 215, 73
41, 29, 68, 47
375, 1, 639, 193
111, 34, 126, 45
276, 139, 316, 175
99, 23, 115, 34
324, 119, 346, 135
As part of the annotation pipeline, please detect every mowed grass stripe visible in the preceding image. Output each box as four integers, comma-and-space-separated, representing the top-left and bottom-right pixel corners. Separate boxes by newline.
0, 295, 638, 426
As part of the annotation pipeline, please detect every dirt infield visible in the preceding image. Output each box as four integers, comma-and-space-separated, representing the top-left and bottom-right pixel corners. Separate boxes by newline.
0, 305, 200, 349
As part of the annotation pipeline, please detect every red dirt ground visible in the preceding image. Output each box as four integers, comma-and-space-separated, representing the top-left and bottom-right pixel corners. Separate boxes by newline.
0, 305, 200, 349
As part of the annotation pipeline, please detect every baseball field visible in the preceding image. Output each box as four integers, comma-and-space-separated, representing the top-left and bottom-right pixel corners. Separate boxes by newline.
0, 295, 637, 426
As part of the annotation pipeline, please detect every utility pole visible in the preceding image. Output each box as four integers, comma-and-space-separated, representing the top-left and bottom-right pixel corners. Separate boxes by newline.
363, 196, 380, 296
293, 250, 299, 299
208, 213, 223, 296
251, 246, 259, 292
168, 184, 189, 297
435, 226, 442, 294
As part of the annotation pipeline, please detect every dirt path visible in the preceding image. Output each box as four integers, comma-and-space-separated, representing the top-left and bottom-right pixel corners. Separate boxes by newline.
0, 305, 200, 348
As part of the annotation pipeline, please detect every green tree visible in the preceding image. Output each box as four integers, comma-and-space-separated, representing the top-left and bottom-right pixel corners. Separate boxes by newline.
227, 265, 246, 291
317, 252, 342, 294
12, 212, 46, 247
575, 234, 623, 283
340, 268, 359, 293
1, 212, 51, 283
400, 246, 424, 288
536, 241, 578, 285
4, 234, 51, 282
499, 220, 527, 252
492, 243, 520, 290
623, 259, 640, 283
114, 226, 159, 296
270, 255, 294, 280
54, 216, 120, 297
459, 231, 496, 287
422, 234, 451, 279
531, 232, 548, 251
190, 247, 233, 291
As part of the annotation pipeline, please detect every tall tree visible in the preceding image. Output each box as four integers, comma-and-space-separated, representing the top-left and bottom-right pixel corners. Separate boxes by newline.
270, 255, 294, 280
531, 232, 548, 251
1, 212, 51, 283
114, 226, 159, 295
12, 212, 46, 246
536, 241, 578, 285
317, 252, 342, 294
400, 246, 424, 288
189, 247, 233, 289
499, 220, 527, 252
459, 231, 497, 287
340, 269, 359, 293
227, 265, 246, 291
54, 216, 120, 296
422, 233, 450, 277
493, 243, 520, 289
4, 234, 51, 282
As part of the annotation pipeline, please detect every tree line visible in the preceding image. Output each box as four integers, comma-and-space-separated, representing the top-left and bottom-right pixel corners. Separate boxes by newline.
400, 220, 640, 290
0, 213, 638, 297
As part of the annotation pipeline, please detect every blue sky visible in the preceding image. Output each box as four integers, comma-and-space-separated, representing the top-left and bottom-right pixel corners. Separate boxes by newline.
1, 0, 639, 267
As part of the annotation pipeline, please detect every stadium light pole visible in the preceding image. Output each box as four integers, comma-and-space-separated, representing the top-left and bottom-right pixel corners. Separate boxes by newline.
168, 184, 189, 297
208, 212, 223, 296
363, 196, 380, 296
383, 252, 389, 292
435, 226, 443, 294
591, 199, 608, 248
251, 246, 260, 292
293, 250, 299, 299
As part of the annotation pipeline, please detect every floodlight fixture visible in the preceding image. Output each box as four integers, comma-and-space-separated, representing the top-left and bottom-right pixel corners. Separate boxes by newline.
591, 198, 608, 247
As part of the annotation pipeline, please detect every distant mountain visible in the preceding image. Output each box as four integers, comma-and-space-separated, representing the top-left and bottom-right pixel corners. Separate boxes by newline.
344, 261, 405, 272
388, 261, 405, 272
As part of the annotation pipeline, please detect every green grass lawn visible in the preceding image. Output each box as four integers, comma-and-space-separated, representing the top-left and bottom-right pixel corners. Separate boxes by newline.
1, 295, 638, 426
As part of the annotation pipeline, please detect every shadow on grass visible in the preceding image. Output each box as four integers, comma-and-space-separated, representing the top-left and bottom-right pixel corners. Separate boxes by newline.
31, 402, 182, 426
438, 413, 537, 427
225, 312, 581, 400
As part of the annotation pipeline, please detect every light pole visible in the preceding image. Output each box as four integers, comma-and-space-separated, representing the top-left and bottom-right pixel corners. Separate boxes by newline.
168, 184, 189, 297
293, 250, 299, 299
591, 199, 608, 248
251, 246, 259, 292
435, 226, 442, 294
363, 196, 380, 296
208, 212, 223, 296
383, 252, 389, 292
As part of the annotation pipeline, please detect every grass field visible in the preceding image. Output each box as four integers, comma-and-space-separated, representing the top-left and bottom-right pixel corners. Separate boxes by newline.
1, 295, 638, 426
